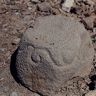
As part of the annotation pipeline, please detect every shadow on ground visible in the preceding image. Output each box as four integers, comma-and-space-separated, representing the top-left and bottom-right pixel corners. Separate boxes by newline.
88, 75, 96, 90
10, 49, 20, 83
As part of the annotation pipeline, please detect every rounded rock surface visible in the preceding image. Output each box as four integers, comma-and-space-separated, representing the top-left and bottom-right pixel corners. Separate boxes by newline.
15, 15, 94, 96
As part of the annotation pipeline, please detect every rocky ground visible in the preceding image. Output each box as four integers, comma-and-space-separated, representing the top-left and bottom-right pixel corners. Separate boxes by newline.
0, 0, 96, 96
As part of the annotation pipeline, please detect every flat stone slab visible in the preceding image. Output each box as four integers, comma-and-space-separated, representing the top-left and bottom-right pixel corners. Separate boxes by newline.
15, 15, 94, 96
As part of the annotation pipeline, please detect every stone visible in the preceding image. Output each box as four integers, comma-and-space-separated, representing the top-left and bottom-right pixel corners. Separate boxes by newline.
0, 48, 5, 52
10, 92, 18, 96
61, 0, 74, 12
12, 38, 20, 45
37, 2, 51, 12
15, 15, 94, 96
30, 0, 39, 4
32, 93, 40, 96
85, 90, 96, 96
82, 16, 96, 30
37, 2, 52, 16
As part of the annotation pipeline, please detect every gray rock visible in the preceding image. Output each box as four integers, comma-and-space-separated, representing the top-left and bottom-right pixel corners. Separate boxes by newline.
16, 15, 94, 96
32, 93, 40, 96
37, 2, 52, 16
61, 0, 74, 12
10, 92, 18, 96
0, 48, 5, 52
12, 38, 20, 45
82, 16, 96, 30
30, 0, 39, 4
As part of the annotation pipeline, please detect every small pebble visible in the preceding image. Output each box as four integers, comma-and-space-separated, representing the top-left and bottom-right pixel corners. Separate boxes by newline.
10, 92, 18, 96
32, 93, 40, 96
0, 48, 5, 52
93, 28, 96, 33
37, 2, 51, 12
30, 0, 39, 4
0, 95, 6, 96
12, 38, 20, 45
61, 0, 74, 12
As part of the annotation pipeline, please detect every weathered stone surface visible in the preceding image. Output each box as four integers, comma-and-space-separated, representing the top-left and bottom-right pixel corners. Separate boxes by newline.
15, 15, 94, 95
85, 90, 96, 96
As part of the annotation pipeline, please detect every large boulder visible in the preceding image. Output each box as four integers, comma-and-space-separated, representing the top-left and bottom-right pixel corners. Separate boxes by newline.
15, 15, 94, 96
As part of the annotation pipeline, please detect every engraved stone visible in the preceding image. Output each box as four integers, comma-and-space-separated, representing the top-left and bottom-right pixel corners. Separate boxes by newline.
15, 15, 94, 96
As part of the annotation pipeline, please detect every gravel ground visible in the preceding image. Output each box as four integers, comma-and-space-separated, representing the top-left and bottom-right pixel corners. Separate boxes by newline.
0, 0, 96, 96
